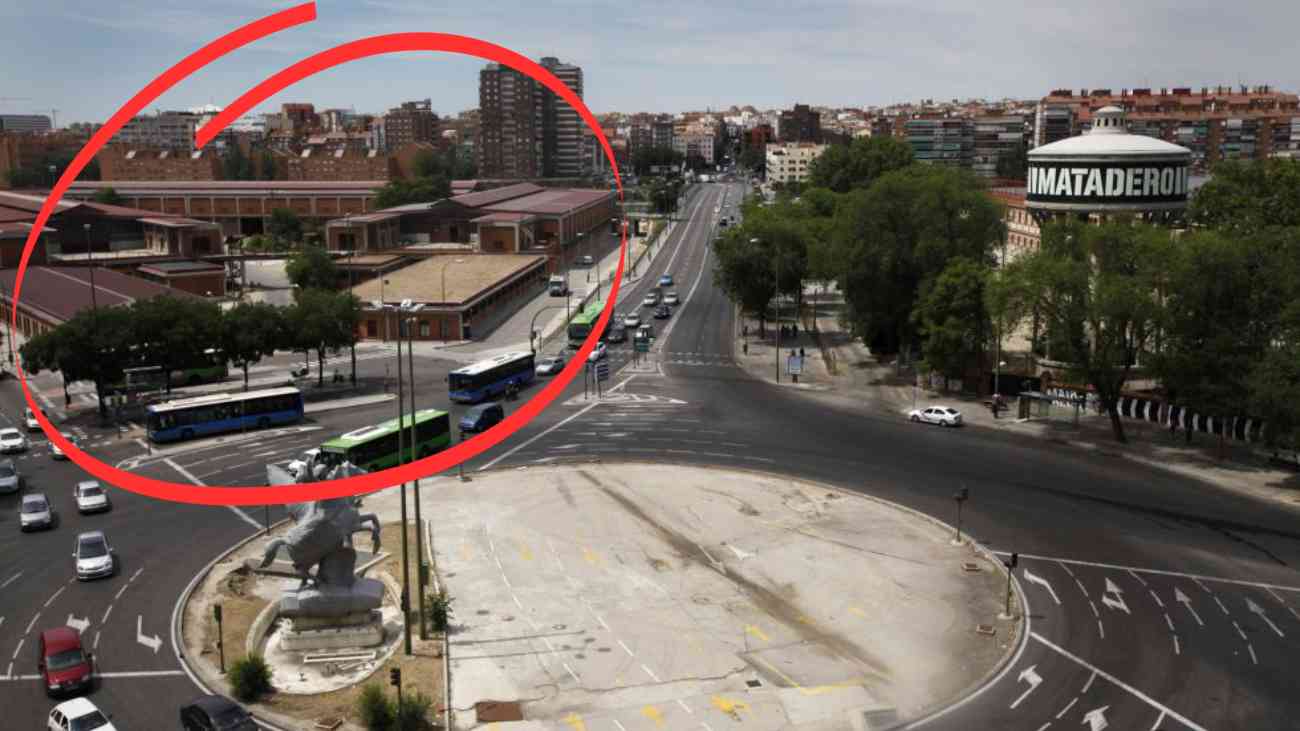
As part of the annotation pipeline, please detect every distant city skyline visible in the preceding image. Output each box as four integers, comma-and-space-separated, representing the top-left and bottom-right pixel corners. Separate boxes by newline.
2, 1, 1298, 127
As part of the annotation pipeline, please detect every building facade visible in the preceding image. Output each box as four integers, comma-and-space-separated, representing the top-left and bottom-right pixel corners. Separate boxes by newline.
765, 142, 826, 185
98, 147, 222, 181
110, 111, 202, 152
0, 115, 53, 134
905, 117, 975, 167
972, 115, 1028, 178
383, 99, 439, 151
477, 57, 586, 178
778, 104, 822, 143
539, 57, 584, 177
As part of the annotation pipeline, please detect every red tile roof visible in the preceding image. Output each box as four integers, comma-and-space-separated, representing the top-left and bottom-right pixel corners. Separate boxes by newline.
0, 266, 196, 325
483, 188, 613, 215
449, 183, 544, 208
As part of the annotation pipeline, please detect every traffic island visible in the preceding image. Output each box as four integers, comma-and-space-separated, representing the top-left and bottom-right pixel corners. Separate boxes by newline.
353, 463, 1023, 730
180, 521, 446, 730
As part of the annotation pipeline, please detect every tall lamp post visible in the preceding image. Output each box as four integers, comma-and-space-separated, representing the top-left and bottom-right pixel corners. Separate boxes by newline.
529, 305, 566, 356
376, 298, 414, 656
401, 301, 429, 640
345, 213, 356, 387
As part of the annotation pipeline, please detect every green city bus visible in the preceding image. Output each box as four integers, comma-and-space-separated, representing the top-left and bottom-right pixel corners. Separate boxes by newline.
567, 300, 610, 347
317, 409, 452, 472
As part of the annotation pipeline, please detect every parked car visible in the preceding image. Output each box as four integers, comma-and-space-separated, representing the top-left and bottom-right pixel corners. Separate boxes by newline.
577, 254, 595, 266
642, 293, 659, 308
606, 325, 627, 344
653, 304, 672, 320
73, 530, 115, 581
20, 492, 53, 531
51, 433, 78, 460
587, 342, 608, 362
0, 459, 19, 493
663, 291, 680, 306
0, 427, 28, 454
459, 402, 505, 435
39, 627, 95, 697
48, 698, 115, 730
180, 694, 257, 731
535, 355, 566, 376
908, 406, 964, 427
25, 407, 44, 432
622, 312, 641, 329
658, 274, 674, 287
74, 481, 111, 514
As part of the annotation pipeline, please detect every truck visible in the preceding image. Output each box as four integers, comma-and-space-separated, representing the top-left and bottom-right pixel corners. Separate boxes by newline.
548, 275, 569, 297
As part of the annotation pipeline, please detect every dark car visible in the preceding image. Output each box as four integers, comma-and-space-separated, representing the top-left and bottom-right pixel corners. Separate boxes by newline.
459, 402, 505, 435
653, 304, 671, 319
180, 695, 257, 731
38, 626, 94, 697
606, 325, 627, 344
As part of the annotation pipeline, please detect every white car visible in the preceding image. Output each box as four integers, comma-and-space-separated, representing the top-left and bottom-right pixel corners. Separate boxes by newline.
74, 481, 111, 514
622, 312, 641, 328
48, 697, 117, 731
51, 433, 78, 460
642, 293, 659, 308
0, 427, 27, 454
663, 292, 680, 306
25, 407, 44, 432
535, 355, 566, 377
908, 405, 964, 427
20, 492, 53, 531
287, 448, 321, 480
587, 342, 608, 362
74, 530, 115, 581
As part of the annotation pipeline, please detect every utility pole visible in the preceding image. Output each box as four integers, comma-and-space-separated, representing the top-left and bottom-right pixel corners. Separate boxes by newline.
953, 487, 969, 546
406, 308, 428, 640
394, 310, 412, 656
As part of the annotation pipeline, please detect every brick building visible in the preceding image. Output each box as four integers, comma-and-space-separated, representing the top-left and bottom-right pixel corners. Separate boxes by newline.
778, 103, 822, 143
0, 266, 201, 339
97, 147, 221, 182
383, 99, 439, 151
478, 57, 586, 178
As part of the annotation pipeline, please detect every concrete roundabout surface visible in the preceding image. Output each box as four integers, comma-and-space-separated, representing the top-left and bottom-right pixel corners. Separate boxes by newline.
174, 461, 1023, 731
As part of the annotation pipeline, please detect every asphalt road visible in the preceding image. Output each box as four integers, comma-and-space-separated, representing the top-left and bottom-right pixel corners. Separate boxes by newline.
3, 181, 1298, 729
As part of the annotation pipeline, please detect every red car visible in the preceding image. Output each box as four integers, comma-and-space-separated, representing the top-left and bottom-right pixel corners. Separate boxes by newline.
38, 627, 94, 697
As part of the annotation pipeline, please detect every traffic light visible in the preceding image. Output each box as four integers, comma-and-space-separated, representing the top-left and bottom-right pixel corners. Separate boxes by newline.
389, 667, 401, 688
1007, 552, 1019, 569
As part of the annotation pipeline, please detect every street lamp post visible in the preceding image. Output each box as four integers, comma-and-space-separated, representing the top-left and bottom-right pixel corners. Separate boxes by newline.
345, 213, 356, 387
952, 487, 969, 546
529, 305, 566, 356
386, 302, 412, 656
402, 303, 429, 640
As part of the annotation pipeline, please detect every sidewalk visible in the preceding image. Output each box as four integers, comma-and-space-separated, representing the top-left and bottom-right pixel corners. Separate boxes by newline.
733, 287, 1300, 510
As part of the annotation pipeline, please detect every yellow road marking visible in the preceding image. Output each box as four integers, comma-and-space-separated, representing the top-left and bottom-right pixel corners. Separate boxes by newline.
755, 657, 862, 696
516, 539, 534, 562
711, 695, 750, 718
848, 606, 866, 618
460, 542, 472, 560
582, 547, 602, 565
745, 624, 770, 642
563, 713, 586, 731
641, 706, 665, 727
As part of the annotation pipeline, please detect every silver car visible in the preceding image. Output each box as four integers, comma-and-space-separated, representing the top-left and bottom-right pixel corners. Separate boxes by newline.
0, 459, 20, 494
663, 292, 680, 306
74, 481, 111, 514
20, 492, 52, 531
74, 531, 115, 581
0, 428, 27, 454
51, 433, 78, 460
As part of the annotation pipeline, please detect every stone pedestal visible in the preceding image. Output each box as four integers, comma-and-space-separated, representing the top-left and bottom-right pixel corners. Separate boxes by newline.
279, 576, 384, 619
279, 609, 385, 651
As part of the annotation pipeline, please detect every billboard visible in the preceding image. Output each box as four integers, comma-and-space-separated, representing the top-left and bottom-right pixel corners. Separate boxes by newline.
1026, 161, 1189, 207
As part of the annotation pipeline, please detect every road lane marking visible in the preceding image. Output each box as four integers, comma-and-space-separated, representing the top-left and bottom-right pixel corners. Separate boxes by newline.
1055, 697, 1078, 718
24, 614, 39, 635
44, 586, 65, 607
1126, 569, 1148, 587
995, 552, 1300, 593
563, 662, 580, 683
1247, 643, 1258, 664
1148, 589, 1164, 608
480, 374, 636, 470
593, 614, 610, 631
642, 664, 661, 682
618, 639, 635, 657
102, 605, 113, 623
676, 699, 693, 714
1214, 596, 1230, 615
1088, 600, 1099, 617
1010, 665, 1042, 709
1030, 631, 1207, 731
745, 625, 769, 642
1151, 712, 1166, 730
1036, 724, 1051, 731
1097, 620, 1104, 639
1081, 671, 1097, 693
1, 572, 20, 589
1023, 570, 1061, 604
1172, 634, 1180, 655
1164, 613, 1174, 631
165, 457, 261, 530
11, 639, 24, 660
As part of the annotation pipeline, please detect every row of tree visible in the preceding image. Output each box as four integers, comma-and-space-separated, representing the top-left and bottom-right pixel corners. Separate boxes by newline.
20, 289, 361, 414
374, 146, 477, 209
713, 136, 1300, 447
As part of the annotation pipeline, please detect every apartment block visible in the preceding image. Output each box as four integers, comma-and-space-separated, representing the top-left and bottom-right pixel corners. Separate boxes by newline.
539, 57, 584, 177
765, 142, 826, 185
778, 103, 822, 143
0, 115, 53, 134
904, 117, 974, 167
98, 147, 221, 181
972, 115, 1029, 178
383, 99, 439, 151
478, 57, 585, 178
110, 111, 202, 152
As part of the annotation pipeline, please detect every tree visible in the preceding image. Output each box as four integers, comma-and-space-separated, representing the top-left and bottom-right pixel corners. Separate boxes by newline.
92, 187, 124, 206
267, 207, 304, 246
20, 306, 135, 416
1249, 299, 1300, 450
998, 218, 1173, 443
258, 150, 277, 180
285, 245, 340, 293
130, 295, 223, 393
374, 177, 450, 209
1188, 158, 1300, 234
914, 257, 990, 378
223, 143, 255, 180
832, 165, 1003, 357
221, 302, 287, 390
995, 143, 1029, 180
738, 144, 765, 175
285, 289, 357, 388
712, 228, 777, 333
806, 136, 913, 193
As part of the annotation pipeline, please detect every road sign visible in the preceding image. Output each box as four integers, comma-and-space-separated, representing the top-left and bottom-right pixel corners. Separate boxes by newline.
787, 355, 804, 375
595, 362, 610, 381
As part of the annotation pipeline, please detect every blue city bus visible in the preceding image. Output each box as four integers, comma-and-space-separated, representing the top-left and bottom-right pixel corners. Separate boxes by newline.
146, 386, 305, 443
448, 351, 535, 404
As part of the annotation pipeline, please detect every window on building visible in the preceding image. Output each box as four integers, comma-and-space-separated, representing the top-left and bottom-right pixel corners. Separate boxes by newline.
420, 321, 430, 338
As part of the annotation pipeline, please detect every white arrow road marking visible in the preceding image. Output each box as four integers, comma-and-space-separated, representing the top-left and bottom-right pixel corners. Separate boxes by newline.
1101, 577, 1130, 614
136, 615, 162, 653
66, 615, 90, 634
1082, 705, 1110, 731
1174, 588, 1204, 626
1010, 665, 1043, 709
1024, 570, 1061, 605
1246, 598, 1285, 637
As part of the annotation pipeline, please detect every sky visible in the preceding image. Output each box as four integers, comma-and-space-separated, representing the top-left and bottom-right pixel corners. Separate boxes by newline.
2, 0, 1298, 126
